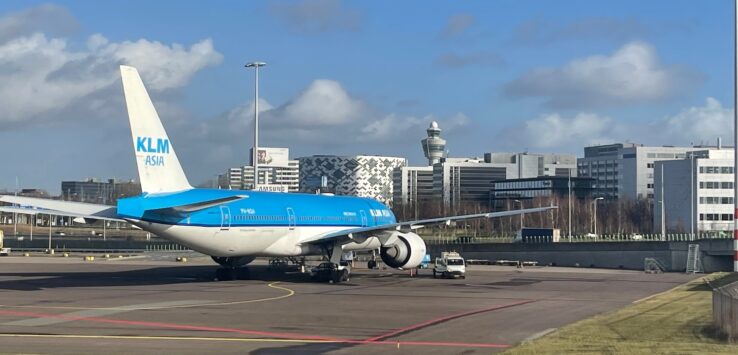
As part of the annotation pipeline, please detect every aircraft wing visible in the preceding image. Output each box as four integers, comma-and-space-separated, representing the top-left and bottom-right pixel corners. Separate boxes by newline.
0, 205, 124, 222
0, 195, 122, 222
299, 206, 557, 246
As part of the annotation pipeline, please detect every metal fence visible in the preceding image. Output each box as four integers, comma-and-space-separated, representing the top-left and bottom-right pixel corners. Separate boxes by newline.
713, 281, 738, 342
423, 233, 733, 245
2, 235, 189, 253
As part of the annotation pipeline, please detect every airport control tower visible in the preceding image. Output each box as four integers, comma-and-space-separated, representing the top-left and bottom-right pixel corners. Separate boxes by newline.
421, 121, 446, 165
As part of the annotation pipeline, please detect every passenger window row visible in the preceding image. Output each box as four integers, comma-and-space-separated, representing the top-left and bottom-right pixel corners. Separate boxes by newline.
233, 215, 286, 221
298, 216, 358, 222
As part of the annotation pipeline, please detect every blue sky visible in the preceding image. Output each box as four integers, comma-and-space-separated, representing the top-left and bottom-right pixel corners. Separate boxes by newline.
0, 0, 734, 193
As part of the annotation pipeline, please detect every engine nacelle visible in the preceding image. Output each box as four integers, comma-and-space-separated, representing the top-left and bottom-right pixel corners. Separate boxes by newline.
380, 232, 427, 269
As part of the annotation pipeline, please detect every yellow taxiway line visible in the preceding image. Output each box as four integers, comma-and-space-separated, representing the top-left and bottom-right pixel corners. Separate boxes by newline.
0, 281, 295, 311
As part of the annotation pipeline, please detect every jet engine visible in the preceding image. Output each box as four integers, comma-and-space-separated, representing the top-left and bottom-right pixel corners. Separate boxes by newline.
211, 256, 255, 268
380, 232, 427, 269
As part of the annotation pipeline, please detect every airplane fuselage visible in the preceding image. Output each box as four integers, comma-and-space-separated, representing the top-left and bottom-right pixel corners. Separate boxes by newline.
117, 189, 395, 257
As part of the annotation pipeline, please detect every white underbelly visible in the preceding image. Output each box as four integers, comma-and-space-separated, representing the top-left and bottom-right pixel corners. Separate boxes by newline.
133, 221, 375, 257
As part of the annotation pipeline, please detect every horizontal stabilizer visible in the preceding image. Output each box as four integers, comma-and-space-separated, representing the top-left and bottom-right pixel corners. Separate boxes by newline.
147, 195, 248, 214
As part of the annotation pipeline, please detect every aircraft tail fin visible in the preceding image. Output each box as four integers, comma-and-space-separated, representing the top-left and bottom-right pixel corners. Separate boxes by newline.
120, 65, 192, 194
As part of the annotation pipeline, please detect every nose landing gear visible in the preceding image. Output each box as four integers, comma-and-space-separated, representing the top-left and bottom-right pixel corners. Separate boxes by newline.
215, 267, 250, 281
212, 256, 253, 281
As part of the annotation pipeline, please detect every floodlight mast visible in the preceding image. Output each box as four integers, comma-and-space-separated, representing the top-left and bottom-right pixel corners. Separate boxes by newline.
733, 1, 738, 272
245, 62, 266, 190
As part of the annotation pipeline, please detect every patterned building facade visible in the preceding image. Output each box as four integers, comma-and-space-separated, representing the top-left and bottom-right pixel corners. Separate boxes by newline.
298, 155, 407, 205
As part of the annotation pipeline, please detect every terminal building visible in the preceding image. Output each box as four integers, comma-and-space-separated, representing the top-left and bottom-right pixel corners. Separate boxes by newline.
655, 148, 735, 233
577, 143, 701, 200
392, 121, 578, 213
432, 155, 576, 213
299, 155, 406, 205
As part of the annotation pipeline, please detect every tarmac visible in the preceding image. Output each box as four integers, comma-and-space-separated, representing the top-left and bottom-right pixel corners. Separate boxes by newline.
0, 253, 700, 354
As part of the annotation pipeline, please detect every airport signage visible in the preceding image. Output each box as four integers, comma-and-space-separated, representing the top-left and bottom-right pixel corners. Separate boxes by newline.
254, 147, 290, 168
255, 184, 289, 193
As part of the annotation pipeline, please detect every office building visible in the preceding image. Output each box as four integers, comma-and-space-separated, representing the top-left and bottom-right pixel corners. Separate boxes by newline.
219, 161, 299, 192
655, 148, 735, 233
396, 153, 577, 213
392, 166, 434, 215
484, 152, 577, 178
218, 148, 300, 192
490, 176, 595, 204
433, 158, 517, 213
298, 155, 407, 205
578, 143, 701, 200
61, 178, 141, 205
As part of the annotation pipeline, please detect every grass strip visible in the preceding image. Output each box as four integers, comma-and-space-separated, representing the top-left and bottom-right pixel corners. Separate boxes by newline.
503, 273, 738, 355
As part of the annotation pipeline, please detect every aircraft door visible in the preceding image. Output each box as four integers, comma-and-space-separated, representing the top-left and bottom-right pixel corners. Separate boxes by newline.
287, 207, 296, 230
220, 206, 231, 230
360, 210, 368, 227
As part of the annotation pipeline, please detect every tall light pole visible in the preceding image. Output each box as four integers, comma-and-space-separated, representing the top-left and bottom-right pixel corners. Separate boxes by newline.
690, 154, 695, 239
568, 169, 572, 242
514, 199, 523, 230
593, 197, 604, 237
661, 163, 666, 241
733, 0, 738, 272
13, 176, 18, 236
245, 61, 266, 190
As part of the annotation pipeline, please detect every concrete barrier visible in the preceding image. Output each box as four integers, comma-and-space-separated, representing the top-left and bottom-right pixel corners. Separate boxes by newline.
427, 239, 734, 272
713, 281, 738, 342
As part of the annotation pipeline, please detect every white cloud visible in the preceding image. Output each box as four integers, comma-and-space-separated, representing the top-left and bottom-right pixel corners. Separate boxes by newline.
496, 97, 735, 152
497, 112, 616, 150
0, 29, 222, 126
178, 79, 470, 172
504, 41, 702, 108
270, 0, 363, 34
660, 97, 734, 145
268, 79, 366, 128
0, 4, 79, 43
0, 4, 225, 193
103, 38, 222, 91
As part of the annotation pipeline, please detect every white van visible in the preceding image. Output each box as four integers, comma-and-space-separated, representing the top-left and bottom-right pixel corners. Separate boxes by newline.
433, 251, 466, 279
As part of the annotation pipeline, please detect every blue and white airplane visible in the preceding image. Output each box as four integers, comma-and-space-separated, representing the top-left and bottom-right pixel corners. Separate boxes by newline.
0, 66, 554, 281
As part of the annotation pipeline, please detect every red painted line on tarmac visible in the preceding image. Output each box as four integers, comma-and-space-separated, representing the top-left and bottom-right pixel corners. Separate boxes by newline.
0, 309, 342, 342
0, 309, 512, 349
364, 299, 536, 342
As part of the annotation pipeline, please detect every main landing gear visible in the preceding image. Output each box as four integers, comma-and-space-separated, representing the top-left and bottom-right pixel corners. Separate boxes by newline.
212, 256, 251, 281
319, 243, 351, 284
